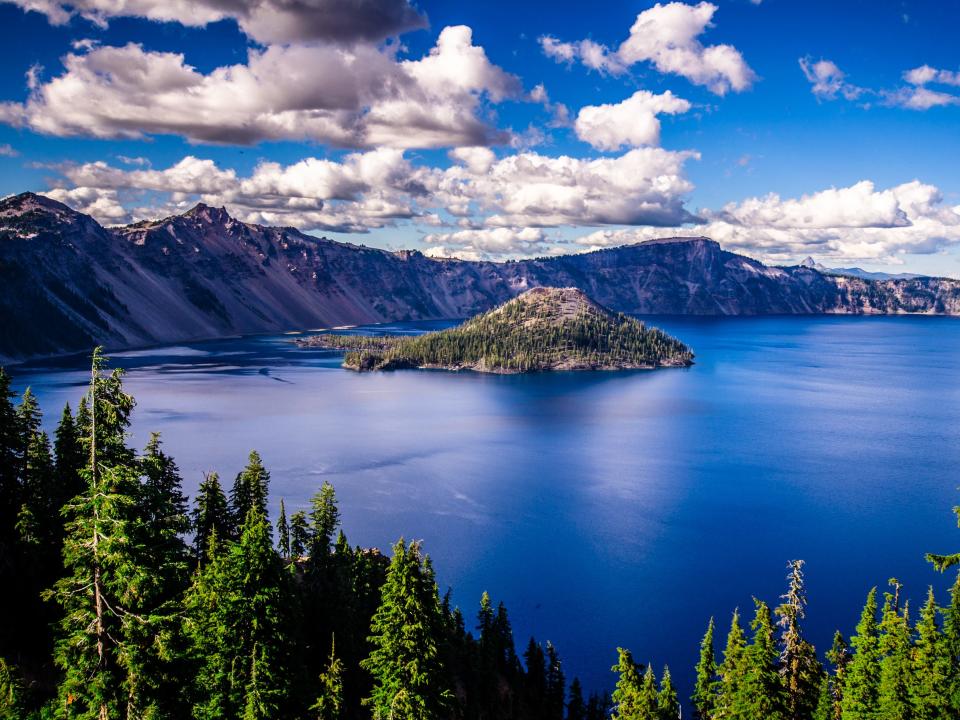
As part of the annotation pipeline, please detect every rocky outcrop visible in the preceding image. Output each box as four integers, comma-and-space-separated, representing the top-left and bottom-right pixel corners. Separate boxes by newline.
2, 192, 959, 363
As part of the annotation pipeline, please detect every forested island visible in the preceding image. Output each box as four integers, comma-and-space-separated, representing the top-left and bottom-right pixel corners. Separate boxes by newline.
296, 287, 694, 373
1, 353, 959, 720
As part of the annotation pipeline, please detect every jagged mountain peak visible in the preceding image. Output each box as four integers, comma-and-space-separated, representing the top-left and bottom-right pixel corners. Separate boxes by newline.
182, 202, 234, 226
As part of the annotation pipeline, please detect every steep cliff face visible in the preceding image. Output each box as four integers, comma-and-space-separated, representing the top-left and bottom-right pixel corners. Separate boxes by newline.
2, 192, 959, 362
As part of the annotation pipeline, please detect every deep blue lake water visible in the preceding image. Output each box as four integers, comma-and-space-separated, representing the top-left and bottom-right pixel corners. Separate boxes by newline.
9, 315, 960, 702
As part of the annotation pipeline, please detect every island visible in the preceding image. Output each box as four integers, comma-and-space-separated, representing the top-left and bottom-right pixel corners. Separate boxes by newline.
295, 286, 694, 373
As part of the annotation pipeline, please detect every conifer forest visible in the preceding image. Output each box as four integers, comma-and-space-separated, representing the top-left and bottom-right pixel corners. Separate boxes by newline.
0, 351, 958, 720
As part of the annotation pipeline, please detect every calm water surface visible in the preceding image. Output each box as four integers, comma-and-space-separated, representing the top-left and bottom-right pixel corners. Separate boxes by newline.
10, 316, 960, 699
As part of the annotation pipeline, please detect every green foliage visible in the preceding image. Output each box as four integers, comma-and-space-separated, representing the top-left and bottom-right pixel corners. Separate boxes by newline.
825, 632, 851, 720
0, 658, 24, 720
361, 539, 453, 720
841, 588, 881, 720
309, 481, 340, 561
692, 617, 717, 719
183, 506, 292, 720
715, 609, 747, 719
657, 666, 680, 720
277, 498, 291, 561
775, 560, 823, 720
308, 289, 693, 373
610, 647, 643, 720
310, 641, 344, 720
192, 471, 230, 561
910, 588, 950, 720
230, 450, 270, 531
6, 358, 960, 720
739, 599, 788, 720
290, 510, 310, 559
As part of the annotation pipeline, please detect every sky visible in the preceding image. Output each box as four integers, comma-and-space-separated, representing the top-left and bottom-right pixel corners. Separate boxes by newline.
0, 0, 959, 276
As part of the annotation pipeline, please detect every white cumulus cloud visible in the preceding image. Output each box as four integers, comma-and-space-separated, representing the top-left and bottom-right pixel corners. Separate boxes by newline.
540, 2, 755, 95
574, 90, 691, 151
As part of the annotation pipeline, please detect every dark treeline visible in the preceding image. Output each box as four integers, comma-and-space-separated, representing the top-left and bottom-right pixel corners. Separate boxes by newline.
0, 351, 611, 720
1, 350, 960, 719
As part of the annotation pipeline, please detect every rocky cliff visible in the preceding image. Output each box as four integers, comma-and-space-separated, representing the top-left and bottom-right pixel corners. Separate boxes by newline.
2, 192, 959, 363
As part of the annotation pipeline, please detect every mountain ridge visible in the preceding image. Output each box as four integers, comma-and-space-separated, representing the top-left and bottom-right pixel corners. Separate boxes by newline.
2, 192, 959, 363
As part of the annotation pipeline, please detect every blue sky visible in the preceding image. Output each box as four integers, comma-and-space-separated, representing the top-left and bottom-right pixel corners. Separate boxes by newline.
1, 0, 959, 275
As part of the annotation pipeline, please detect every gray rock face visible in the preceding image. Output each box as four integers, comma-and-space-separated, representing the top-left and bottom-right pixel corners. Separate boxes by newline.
2, 192, 959, 362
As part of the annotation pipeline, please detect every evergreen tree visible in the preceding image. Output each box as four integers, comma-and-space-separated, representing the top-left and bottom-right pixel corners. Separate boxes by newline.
184, 506, 292, 720
361, 539, 452, 720
309, 481, 340, 561
47, 348, 153, 719
277, 498, 290, 560
524, 638, 547, 713
738, 599, 787, 720
567, 678, 586, 720
813, 675, 833, 720
657, 666, 680, 720
715, 610, 747, 720
230, 450, 270, 532
586, 692, 611, 720
637, 666, 659, 720
53, 402, 85, 504
876, 586, 912, 720
15, 389, 58, 553
545, 641, 566, 720
0, 368, 20, 557
775, 560, 823, 720
139, 433, 191, 578
311, 640, 344, 720
841, 588, 881, 720
927, 510, 960, 715
944, 574, 960, 715
192, 472, 231, 561
910, 587, 950, 720
610, 648, 642, 720
130, 433, 193, 717
825, 632, 851, 720
693, 617, 717, 720
290, 511, 310, 559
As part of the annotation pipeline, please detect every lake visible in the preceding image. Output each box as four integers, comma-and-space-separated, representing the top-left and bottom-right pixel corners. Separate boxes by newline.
9, 315, 960, 702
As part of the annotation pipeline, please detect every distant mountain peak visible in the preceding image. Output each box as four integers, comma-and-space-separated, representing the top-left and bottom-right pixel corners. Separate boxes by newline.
183, 202, 233, 226
0, 191, 76, 218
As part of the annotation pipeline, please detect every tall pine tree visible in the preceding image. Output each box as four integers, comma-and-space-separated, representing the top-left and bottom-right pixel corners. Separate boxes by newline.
775, 560, 823, 720
361, 539, 452, 720
692, 617, 717, 720
841, 588, 881, 720
192, 472, 231, 561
